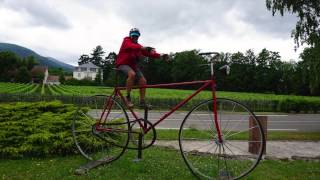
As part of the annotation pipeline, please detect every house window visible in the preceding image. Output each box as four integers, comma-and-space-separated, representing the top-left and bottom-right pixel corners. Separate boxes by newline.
78, 73, 81, 77
90, 68, 97, 72
81, 67, 87, 71
75, 67, 79, 71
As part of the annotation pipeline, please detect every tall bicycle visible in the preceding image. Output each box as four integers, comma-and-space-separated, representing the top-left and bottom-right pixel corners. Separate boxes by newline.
72, 52, 265, 179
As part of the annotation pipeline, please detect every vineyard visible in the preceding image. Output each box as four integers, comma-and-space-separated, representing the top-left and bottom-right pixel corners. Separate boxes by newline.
0, 82, 113, 96
0, 82, 320, 113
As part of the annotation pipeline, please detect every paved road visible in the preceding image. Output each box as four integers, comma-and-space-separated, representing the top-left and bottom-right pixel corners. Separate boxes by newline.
125, 111, 320, 132
89, 110, 320, 132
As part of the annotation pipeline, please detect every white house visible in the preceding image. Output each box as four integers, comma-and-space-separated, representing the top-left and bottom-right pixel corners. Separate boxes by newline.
73, 62, 102, 80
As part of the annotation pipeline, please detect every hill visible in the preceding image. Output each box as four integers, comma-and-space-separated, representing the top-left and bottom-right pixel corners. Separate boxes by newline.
0, 43, 74, 71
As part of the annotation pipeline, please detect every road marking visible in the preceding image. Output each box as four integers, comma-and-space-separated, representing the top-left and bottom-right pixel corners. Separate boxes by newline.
257, 114, 289, 117
268, 129, 298, 131
156, 127, 184, 130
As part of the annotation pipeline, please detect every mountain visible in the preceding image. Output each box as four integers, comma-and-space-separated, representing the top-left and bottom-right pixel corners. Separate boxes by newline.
0, 43, 74, 71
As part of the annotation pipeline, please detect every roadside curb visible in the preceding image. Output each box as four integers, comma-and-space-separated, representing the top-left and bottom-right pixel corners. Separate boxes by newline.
154, 140, 320, 161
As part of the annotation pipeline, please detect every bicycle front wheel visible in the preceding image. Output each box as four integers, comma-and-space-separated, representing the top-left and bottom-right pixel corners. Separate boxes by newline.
72, 95, 130, 162
179, 98, 265, 179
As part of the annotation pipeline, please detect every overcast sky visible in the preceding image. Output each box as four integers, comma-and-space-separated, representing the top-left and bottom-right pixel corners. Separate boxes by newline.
0, 0, 302, 66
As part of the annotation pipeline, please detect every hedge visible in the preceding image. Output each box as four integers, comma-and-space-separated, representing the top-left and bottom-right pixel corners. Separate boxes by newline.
0, 101, 78, 158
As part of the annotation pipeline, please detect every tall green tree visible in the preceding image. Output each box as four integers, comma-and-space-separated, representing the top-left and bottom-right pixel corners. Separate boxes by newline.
266, 0, 320, 47
266, 0, 320, 95
171, 50, 207, 83
90, 45, 105, 67
24, 56, 38, 71
59, 71, 66, 84
78, 54, 90, 65
95, 69, 102, 85
0, 51, 20, 81
300, 46, 320, 95
16, 66, 31, 83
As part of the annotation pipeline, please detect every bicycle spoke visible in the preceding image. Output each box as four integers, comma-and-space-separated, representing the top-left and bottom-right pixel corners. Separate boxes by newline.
225, 125, 259, 139
224, 115, 247, 138
225, 141, 252, 156
221, 145, 231, 178
206, 105, 217, 135
72, 95, 129, 163
179, 99, 264, 179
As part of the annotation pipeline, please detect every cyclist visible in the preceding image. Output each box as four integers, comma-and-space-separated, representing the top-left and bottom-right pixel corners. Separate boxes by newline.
116, 28, 169, 108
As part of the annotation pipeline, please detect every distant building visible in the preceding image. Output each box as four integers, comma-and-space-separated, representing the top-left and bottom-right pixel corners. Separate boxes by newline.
73, 62, 101, 80
64, 76, 73, 81
46, 75, 60, 85
31, 66, 48, 84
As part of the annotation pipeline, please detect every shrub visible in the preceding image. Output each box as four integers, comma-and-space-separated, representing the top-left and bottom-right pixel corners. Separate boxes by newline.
0, 101, 77, 158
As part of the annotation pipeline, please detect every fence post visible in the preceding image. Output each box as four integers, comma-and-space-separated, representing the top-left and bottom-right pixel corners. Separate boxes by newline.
249, 116, 267, 154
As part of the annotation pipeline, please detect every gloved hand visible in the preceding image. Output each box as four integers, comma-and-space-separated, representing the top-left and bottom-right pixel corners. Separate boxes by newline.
161, 53, 170, 62
142, 46, 154, 53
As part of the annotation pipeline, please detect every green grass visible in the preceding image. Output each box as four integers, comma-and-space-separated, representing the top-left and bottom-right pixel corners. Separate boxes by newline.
145, 129, 320, 141
0, 147, 319, 179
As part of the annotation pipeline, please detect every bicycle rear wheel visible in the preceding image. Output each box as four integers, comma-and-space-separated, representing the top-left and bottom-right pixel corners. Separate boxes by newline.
72, 95, 130, 162
179, 98, 265, 179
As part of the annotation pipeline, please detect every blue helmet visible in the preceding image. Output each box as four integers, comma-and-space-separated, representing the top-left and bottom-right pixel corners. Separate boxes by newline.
129, 28, 140, 37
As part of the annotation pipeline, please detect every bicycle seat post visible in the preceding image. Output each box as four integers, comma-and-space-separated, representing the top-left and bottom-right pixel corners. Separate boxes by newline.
144, 106, 149, 129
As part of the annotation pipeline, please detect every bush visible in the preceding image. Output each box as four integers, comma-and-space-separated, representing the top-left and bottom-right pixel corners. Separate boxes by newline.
277, 99, 320, 113
0, 101, 77, 158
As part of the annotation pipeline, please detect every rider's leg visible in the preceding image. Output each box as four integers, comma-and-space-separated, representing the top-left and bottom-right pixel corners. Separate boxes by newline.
126, 70, 136, 98
138, 76, 147, 103
118, 65, 136, 107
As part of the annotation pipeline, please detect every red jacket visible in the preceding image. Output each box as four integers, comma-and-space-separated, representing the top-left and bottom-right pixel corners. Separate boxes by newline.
116, 37, 161, 70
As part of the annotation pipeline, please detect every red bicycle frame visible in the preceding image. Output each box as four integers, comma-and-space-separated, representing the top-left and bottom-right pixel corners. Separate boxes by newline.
99, 78, 224, 143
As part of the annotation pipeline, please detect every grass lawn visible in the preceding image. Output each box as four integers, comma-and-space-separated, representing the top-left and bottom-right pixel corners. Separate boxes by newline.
150, 129, 320, 141
0, 147, 319, 180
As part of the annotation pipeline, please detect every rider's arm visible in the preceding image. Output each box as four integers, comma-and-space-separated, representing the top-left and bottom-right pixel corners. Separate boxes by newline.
141, 49, 161, 59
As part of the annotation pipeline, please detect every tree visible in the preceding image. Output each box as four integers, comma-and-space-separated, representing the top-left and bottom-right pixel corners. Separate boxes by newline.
95, 69, 102, 85
266, 1, 320, 95
16, 66, 31, 83
266, 0, 320, 48
78, 54, 90, 65
59, 71, 66, 84
300, 46, 320, 95
90, 45, 105, 67
0, 51, 20, 81
24, 56, 38, 71
171, 50, 207, 84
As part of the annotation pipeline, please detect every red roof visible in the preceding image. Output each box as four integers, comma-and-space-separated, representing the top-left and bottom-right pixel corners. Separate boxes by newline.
31, 66, 48, 75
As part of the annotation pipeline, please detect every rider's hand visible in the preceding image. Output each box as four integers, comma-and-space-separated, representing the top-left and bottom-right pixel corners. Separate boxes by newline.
161, 53, 170, 62
141, 46, 154, 53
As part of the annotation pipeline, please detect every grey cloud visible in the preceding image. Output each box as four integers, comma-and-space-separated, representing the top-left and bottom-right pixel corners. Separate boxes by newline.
1, 0, 71, 29
113, 0, 236, 38
233, 0, 297, 38
111, 0, 296, 40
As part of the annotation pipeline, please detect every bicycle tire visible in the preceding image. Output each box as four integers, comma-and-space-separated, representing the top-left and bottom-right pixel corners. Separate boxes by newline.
179, 98, 265, 179
72, 95, 130, 163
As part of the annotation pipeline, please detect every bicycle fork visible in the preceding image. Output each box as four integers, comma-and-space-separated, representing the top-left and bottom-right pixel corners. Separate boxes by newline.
211, 79, 223, 143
